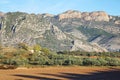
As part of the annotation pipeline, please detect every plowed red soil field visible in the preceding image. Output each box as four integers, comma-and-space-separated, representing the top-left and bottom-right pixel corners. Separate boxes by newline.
0, 66, 120, 80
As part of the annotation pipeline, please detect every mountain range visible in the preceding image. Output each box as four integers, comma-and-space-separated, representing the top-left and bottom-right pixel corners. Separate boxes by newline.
0, 10, 120, 52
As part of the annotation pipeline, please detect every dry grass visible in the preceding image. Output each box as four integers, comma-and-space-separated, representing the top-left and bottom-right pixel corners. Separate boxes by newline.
0, 66, 120, 80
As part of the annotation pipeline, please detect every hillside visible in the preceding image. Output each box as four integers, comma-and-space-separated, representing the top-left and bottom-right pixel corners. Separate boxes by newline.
0, 10, 120, 52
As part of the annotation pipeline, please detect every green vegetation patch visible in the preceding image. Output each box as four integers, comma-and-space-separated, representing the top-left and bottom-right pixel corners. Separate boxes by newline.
77, 26, 115, 43
5, 12, 26, 34
0, 44, 120, 68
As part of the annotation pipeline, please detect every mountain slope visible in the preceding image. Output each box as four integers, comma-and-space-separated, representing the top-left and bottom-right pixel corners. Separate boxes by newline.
0, 10, 120, 52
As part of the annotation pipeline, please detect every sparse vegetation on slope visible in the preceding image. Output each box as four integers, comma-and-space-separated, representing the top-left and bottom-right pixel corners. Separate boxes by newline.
0, 10, 120, 52
77, 26, 115, 43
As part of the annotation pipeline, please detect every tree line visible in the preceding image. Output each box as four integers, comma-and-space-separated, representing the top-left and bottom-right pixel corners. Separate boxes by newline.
0, 43, 120, 69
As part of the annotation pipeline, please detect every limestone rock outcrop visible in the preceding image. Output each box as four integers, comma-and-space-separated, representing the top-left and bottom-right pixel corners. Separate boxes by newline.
58, 10, 81, 20
58, 10, 109, 21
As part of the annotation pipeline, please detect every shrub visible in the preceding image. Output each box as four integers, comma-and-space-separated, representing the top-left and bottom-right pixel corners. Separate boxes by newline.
83, 58, 92, 66
83, 58, 101, 66
29, 54, 48, 65
41, 48, 51, 55
105, 57, 120, 66
0, 54, 4, 59
33, 44, 41, 52
3, 57, 28, 66
53, 59, 64, 65
3, 59, 15, 65
17, 43, 29, 51
97, 58, 107, 66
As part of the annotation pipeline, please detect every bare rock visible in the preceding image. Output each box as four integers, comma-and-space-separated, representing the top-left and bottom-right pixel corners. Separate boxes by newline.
89, 11, 109, 21
51, 25, 66, 40
115, 20, 120, 24
58, 10, 109, 21
71, 40, 108, 52
82, 11, 109, 21
58, 10, 81, 20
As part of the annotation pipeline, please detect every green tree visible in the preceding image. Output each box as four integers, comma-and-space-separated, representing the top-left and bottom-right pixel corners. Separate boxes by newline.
97, 58, 107, 66
33, 44, 41, 52
0, 45, 2, 50
17, 43, 29, 51
41, 48, 51, 55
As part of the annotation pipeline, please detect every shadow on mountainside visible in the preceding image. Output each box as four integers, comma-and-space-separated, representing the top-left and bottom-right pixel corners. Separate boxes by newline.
13, 68, 120, 80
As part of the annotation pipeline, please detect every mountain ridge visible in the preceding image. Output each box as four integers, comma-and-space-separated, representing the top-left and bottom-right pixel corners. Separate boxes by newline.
0, 10, 120, 52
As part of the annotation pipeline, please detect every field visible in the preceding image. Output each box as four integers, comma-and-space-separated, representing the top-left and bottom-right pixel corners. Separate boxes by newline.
0, 46, 120, 80
0, 66, 120, 80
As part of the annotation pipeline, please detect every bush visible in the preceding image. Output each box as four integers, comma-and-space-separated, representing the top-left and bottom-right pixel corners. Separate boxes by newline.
41, 48, 51, 55
0, 54, 4, 59
54, 59, 65, 65
33, 44, 41, 52
63, 56, 83, 66
97, 58, 107, 66
17, 43, 29, 51
71, 58, 83, 66
83, 58, 101, 66
3, 57, 28, 66
105, 57, 120, 66
29, 54, 48, 65
0, 45, 2, 50
83, 58, 92, 66
49, 54, 66, 65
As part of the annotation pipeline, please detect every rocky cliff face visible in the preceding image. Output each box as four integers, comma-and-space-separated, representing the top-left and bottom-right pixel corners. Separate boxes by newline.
0, 10, 120, 52
57, 10, 109, 21
58, 10, 82, 20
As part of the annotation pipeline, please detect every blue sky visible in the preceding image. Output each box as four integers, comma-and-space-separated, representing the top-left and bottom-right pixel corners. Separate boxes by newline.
0, 0, 120, 15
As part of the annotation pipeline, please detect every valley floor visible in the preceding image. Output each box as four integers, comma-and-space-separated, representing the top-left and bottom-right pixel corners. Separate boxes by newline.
0, 66, 120, 80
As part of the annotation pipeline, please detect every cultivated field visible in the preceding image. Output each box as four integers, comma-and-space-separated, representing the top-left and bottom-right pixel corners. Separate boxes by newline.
0, 66, 120, 80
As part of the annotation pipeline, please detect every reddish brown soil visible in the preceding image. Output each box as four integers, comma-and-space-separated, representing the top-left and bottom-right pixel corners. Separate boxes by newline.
0, 66, 120, 80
